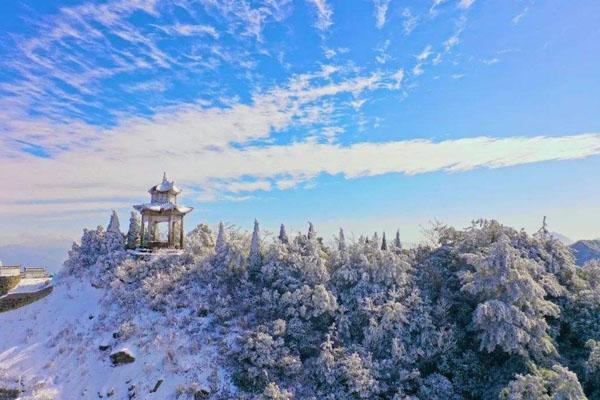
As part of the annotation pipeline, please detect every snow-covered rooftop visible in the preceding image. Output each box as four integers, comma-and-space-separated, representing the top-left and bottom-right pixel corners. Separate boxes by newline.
148, 173, 181, 195
133, 202, 193, 214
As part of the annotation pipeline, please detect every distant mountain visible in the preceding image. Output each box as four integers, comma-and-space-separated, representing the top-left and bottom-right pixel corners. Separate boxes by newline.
549, 232, 573, 246
0, 243, 68, 274
569, 239, 600, 266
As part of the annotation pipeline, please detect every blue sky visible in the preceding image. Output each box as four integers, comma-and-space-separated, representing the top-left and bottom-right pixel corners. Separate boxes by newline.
1, 0, 600, 259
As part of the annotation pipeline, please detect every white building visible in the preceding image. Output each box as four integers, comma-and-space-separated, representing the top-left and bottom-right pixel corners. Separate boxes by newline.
0, 265, 22, 277
22, 267, 49, 279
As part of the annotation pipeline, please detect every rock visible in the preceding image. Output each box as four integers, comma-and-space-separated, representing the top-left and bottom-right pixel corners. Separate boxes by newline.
0, 388, 20, 400
149, 380, 163, 393
127, 384, 136, 400
109, 349, 135, 365
194, 389, 210, 399
197, 307, 209, 317
99, 344, 111, 351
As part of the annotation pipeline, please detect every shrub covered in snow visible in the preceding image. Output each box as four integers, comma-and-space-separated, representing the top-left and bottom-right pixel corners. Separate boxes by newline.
57, 215, 600, 399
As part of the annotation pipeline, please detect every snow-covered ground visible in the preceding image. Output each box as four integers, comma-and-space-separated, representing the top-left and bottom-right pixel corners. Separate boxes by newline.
0, 276, 224, 399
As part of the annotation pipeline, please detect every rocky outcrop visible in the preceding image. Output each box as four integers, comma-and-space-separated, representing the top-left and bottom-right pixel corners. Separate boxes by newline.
0, 286, 52, 313
0, 387, 20, 400
194, 389, 210, 399
0, 276, 20, 297
110, 349, 135, 365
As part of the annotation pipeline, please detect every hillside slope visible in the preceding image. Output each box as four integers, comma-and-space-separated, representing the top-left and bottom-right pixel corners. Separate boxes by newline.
2, 219, 600, 399
570, 239, 600, 266
0, 273, 226, 399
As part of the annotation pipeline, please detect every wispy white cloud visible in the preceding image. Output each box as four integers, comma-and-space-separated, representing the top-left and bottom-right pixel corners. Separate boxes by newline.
482, 58, 499, 65
443, 16, 467, 52
512, 6, 529, 25
430, 0, 448, 16
401, 8, 418, 35
199, 0, 291, 39
458, 0, 475, 10
389, 69, 405, 89
153, 23, 219, 38
412, 64, 425, 76
3, 128, 600, 215
306, 0, 334, 31
373, 0, 391, 29
374, 39, 392, 64
416, 45, 434, 62
224, 180, 272, 193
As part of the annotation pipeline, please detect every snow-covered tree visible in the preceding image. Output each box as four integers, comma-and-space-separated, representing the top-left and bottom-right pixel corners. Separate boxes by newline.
126, 211, 141, 249
216, 222, 225, 254
500, 364, 586, 400
338, 228, 346, 252
307, 222, 316, 240
103, 210, 125, 254
186, 223, 215, 257
460, 234, 561, 359
249, 219, 262, 271
278, 224, 289, 244
381, 232, 388, 251
394, 229, 402, 250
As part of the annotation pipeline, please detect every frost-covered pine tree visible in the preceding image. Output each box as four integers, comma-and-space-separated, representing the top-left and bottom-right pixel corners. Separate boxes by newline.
249, 219, 262, 271
381, 232, 387, 251
278, 223, 289, 244
394, 229, 402, 250
216, 221, 226, 254
371, 232, 379, 250
461, 234, 561, 358
107, 210, 120, 232
500, 364, 586, 400
103, 210, 125, 254
338, 228, 346, 252
126, 211, 141, 249
307, 222, 316, 240
186, 223, 215, 257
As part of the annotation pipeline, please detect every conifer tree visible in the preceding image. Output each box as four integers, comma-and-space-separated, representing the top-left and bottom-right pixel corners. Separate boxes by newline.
338, 228, 346, 252
278, 224, 289, 244
308, 222, 316, 240
215, 222, 225, 253
249, 219, 261, 269
461, 234, 561, 358
394, 229, 402, 250
381, 232, 387, 251
103, 211, 124, 253
107, 210, 120, 233
372, 232, 379, 249
126, 211, 141, 249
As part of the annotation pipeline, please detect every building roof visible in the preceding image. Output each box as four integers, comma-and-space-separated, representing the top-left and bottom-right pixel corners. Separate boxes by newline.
133, 202, 193, 215
149, 173, 182, 195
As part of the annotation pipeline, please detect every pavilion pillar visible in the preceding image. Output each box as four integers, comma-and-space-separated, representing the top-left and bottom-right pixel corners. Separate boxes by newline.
140, 213, 145, 247
168, 214, 173, 247
150, 217, 156, 241
179, 217, 184, 249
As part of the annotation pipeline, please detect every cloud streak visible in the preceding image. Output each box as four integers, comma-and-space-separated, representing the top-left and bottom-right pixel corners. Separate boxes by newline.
306, 0, 334, 31
373, 0, 391, 29
2, 125, 600, 216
